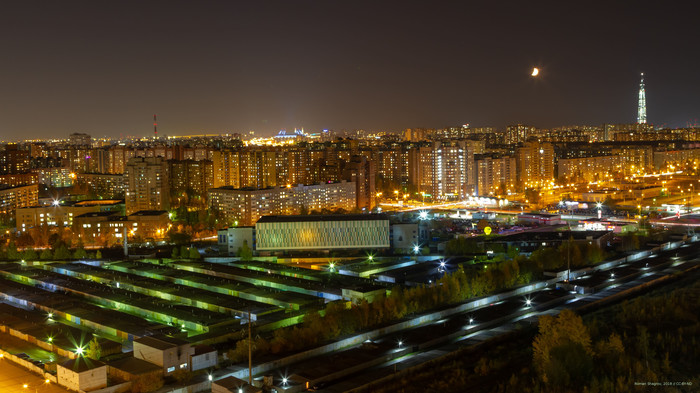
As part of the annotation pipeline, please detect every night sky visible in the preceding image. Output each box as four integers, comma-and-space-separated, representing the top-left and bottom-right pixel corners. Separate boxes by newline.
1, 1, 698, 140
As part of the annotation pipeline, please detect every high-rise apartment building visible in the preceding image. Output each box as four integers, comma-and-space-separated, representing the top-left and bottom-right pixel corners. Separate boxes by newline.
505, 124, 535, 145
68, 133, 92, 147
342, 155, 376, 210
125, 157, 169, 214
516, 141, 555, 189
0, 144, 30, 175
167, 159, 214, 207
211, 150, 241, 188
475, 154, 517, 196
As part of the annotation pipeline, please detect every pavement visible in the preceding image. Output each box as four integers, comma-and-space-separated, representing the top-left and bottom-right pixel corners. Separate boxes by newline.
0, 359, 68, 393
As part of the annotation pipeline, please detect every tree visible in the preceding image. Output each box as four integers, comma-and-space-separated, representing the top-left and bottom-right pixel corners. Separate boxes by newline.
188, 247, 201, 259
7, 241, 20, 260
95, 250, 102, 259
180, 245, 189, 259
86, 337, 102, 360
73, 247, 88, 260
237, 240, 253, 260
172, 247, 180, 258
21, 248, 38, 261
533, 309, 593, 384
169, 231, 192, 245
40, 249, 53, 260
53, 245, 71, 260
172, 369, 193, 385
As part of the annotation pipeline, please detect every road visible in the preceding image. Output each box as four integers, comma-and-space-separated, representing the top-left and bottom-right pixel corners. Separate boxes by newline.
0, 359, 68, 393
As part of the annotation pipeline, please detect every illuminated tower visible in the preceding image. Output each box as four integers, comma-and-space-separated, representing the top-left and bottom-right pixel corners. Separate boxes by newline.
637, 73, 647, 124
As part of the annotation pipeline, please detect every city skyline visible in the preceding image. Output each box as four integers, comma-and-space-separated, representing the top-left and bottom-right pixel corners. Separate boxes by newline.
1, 2, 699, 139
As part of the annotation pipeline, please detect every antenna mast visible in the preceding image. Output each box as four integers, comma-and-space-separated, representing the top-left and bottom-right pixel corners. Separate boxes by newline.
153, 114, 158, 139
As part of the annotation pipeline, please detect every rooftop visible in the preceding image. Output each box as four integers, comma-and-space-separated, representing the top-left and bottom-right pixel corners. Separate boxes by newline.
128, 210, 168, 217
134, 335, 189, 350
108, 356, 162, 375
257, 213, 389, 223
60, 357, 106, 373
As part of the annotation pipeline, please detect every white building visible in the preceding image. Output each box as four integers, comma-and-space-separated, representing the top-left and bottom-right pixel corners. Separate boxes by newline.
57, 358, 107, 392
133, 335, 193, 376
255, 214, 390, 251
218, 226, 254, 256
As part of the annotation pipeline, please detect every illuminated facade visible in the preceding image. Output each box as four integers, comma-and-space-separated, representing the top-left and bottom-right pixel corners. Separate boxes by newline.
255, 214, 390, 251
125, 157, 169, 214
505, 124, 535, 145
16, 199, 123, 231
516, 142, 554, 189
208, 181, 356, 226
475, 154, 517, 196
76, 173, 126, 198
557, 155, 616, 183
0, 172, 37, 187
167, 159, 214, 207
0, 184, 38, 216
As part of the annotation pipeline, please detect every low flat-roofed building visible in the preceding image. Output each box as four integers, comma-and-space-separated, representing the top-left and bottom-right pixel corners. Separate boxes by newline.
485, 230, 613, 252
517, 213, 562, 226
255, 214, 390, 251
391, 223, 419, 252
213, 376, 262, 393
16, 199, 123, 231
133, 335, 193, 376
128, 210, 170, 240
57, 357, 107, 392
218, 226, 254, 256
74, 211, 123, 244
108, 356, 163, 381
191, 344, 217, 371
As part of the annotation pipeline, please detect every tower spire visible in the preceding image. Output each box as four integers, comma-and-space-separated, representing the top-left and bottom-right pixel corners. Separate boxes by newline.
637, 73, 647, 124
153, 114, 158, 139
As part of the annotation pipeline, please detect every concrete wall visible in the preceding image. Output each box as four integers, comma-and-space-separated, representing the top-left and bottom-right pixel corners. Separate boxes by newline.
133, 341, 164, 367
58, 365, 107, 392
191, 350, 217, 371
391, 223, 419, 250
219, 227, 254, 256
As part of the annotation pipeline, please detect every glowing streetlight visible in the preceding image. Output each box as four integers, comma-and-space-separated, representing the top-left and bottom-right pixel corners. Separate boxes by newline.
413, 244, 420, 254
525, 298, 532, 307
75, 347, 84, 356
282, 377, 288, 385
398, 340, 403, 347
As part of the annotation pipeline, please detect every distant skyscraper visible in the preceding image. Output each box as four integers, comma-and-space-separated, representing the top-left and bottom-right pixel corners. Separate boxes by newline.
637, 73, 647, 124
